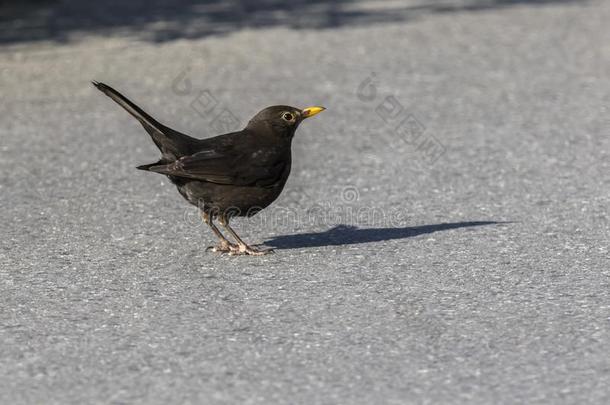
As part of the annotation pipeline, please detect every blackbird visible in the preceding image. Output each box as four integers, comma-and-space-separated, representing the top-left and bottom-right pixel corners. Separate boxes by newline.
93, 81, 324, 255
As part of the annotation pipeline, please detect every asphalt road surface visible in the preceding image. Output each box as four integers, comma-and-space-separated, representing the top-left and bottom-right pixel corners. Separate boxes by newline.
1, 0, 609, 404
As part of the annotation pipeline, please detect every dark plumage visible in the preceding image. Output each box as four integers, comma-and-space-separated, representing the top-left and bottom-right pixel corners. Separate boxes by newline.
93, 81, 324, 255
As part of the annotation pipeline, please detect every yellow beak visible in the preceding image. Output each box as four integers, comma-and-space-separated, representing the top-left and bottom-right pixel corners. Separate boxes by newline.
301, 106, 326, 118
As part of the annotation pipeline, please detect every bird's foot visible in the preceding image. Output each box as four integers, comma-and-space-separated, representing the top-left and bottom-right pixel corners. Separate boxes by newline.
206, 241, 238, 253
229, 244, 274, 256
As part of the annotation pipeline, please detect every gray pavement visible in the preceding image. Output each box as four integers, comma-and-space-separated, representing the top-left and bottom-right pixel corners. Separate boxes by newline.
1, 0, 609, 404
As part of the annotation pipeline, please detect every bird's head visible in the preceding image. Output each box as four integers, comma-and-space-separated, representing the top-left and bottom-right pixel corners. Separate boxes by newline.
246, 105, 325, 139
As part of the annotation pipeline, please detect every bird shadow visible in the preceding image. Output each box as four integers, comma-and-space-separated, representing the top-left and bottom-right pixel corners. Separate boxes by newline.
265, 221, 506, 250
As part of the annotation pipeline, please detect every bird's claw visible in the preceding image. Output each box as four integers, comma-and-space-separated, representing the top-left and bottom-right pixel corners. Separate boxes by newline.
206, 243, 237, 253
206, 242, 273, 256
228, 245, 274, 256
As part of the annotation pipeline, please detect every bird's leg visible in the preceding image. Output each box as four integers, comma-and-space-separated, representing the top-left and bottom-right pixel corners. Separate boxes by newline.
218, 215, 273, 256
201, 211, 237, 253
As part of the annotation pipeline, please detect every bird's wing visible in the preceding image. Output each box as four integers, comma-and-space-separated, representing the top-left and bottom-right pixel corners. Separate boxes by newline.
147, 135, 289, 186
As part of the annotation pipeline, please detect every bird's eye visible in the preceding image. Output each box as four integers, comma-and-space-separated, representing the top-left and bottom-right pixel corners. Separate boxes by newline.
282, 112, 294, 121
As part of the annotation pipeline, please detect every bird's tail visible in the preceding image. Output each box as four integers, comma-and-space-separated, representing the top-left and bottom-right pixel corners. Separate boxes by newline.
92, 81, 167, 135
92, 80, 196, 161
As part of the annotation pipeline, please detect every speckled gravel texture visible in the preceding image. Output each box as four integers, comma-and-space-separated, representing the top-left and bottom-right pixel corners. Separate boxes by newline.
1, 1, 609, 404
